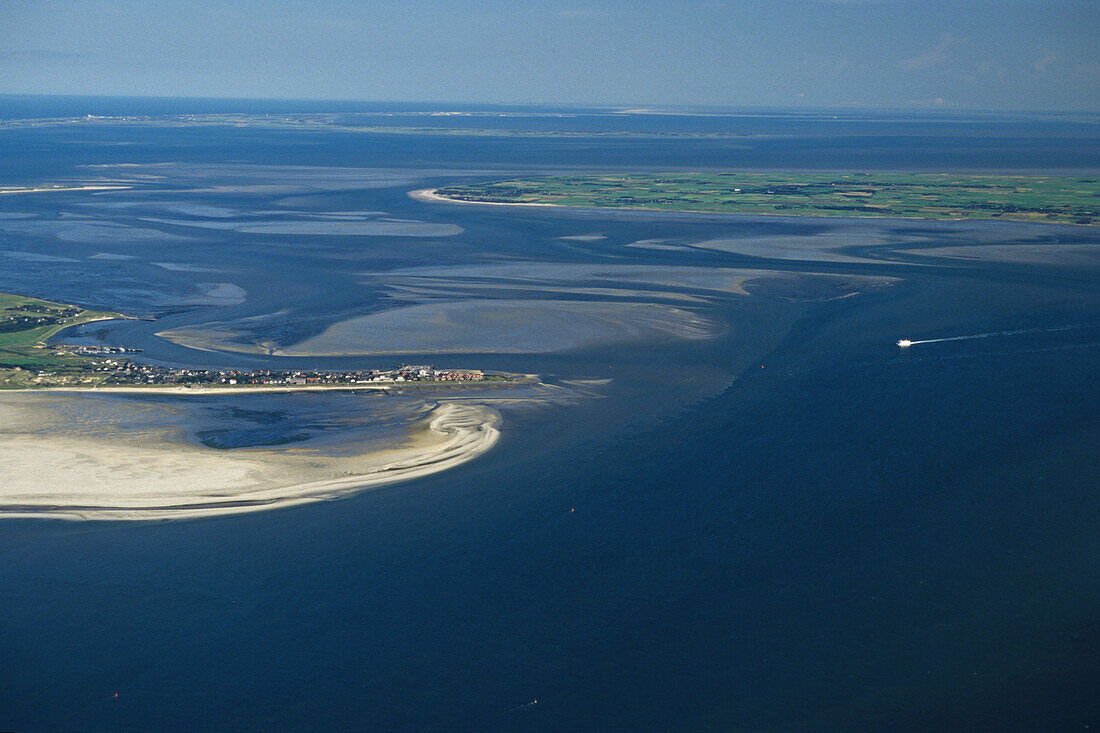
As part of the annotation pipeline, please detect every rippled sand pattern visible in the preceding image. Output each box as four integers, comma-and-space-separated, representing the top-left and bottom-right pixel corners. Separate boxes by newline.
275, 299, 720, 356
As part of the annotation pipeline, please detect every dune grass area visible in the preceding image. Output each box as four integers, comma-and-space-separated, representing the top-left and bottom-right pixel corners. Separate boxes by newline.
0, 292, 126, 388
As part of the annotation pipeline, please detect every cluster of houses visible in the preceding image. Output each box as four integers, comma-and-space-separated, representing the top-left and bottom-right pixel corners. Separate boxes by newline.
1, 303, 81, 333
98, 362, 486, 387
56, 344, 142, 356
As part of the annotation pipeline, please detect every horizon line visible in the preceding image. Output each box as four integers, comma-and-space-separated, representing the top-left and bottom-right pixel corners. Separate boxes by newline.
0, 92, 1097, 118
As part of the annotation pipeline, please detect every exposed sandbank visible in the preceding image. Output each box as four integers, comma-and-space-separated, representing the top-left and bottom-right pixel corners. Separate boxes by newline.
900, 243, 1100, 267
0, 185, 132, 195
156, 265, 893, 358
410, 188, 564, 209
0, 396, 501, 521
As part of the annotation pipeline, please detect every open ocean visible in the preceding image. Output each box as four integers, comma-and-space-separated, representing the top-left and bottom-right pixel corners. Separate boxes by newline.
1, 98, 1098, 731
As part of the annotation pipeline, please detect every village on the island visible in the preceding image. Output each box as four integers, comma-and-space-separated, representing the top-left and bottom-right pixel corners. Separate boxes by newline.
36, 344, 491, 389
1, 292, 504, 390
51, 345, 489, 387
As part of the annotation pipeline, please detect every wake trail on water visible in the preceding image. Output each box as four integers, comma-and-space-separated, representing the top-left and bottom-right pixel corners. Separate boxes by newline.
782, 333, 1100, 379
901, 323, 1089, 347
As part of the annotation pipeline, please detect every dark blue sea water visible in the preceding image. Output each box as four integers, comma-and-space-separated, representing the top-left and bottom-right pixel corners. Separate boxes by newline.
0, 98, 1098, 731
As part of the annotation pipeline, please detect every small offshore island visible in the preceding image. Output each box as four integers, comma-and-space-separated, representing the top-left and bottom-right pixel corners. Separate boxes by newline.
0, 291, 510, 391
430, 172, 1100, 225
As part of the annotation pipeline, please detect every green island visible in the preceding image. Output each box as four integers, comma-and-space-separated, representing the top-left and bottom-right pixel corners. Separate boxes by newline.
434, 172, 1100, 225
0, 292, 130, 389
0, 291, 509, 390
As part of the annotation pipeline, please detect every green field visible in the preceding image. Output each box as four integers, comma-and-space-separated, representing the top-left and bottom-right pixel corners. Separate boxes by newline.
0, 292, 126, 389
435, 173, 1100, 225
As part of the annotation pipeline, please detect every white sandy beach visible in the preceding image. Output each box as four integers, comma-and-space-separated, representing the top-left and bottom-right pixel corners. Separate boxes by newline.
409, 187, 565, 209
0, 185, 133, 195
0, 395, 500, 520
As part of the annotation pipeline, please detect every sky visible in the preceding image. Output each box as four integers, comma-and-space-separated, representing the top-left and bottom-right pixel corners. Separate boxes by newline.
1, 0, 1097, 111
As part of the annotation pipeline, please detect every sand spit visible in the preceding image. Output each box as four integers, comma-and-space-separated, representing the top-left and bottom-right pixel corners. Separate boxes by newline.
0, 398, 500, 521
410, 188, 564, 209
0, 185, 132, 195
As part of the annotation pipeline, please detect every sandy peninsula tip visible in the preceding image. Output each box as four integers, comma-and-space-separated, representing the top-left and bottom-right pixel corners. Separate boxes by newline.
0, 396, 500, 521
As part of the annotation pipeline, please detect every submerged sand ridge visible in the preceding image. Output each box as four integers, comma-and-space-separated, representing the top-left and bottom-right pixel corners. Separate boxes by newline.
156, 266, 893, 358
0, 395, 501, 520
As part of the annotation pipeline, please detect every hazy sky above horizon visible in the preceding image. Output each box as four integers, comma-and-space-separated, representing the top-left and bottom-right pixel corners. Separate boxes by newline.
1, 0, 1097, 111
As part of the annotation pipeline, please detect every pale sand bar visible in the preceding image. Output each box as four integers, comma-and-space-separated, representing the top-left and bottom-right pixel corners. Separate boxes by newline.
410, 188, 564, 209
0, 185, 133, 195
0, 396, 500, 521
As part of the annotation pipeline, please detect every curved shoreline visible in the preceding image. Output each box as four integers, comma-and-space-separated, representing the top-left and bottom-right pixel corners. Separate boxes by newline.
0, 400, 501, 521
410, 187, 565, 210
410, 187, 1099, 228
410, 186, 960, 222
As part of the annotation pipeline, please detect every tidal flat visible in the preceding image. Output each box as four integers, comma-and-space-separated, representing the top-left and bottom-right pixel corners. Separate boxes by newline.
1, 106, 1098, 732
0, 390, 507, 520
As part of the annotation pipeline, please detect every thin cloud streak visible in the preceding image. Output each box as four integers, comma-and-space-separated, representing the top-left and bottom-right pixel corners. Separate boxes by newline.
901, 33, 961, 71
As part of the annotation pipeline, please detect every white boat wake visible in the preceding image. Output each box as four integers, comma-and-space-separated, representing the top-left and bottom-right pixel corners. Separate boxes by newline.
897, 324, 1088, 348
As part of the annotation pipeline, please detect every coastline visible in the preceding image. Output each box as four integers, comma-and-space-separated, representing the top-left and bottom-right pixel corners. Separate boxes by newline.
8, 375, 527, 396
0, 396, 502, 521
409, 187, 565, 210
411, 187, 1099, 228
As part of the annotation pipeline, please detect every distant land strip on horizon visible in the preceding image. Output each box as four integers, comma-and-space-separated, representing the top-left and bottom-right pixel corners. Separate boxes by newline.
426, 172, 1100, 226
